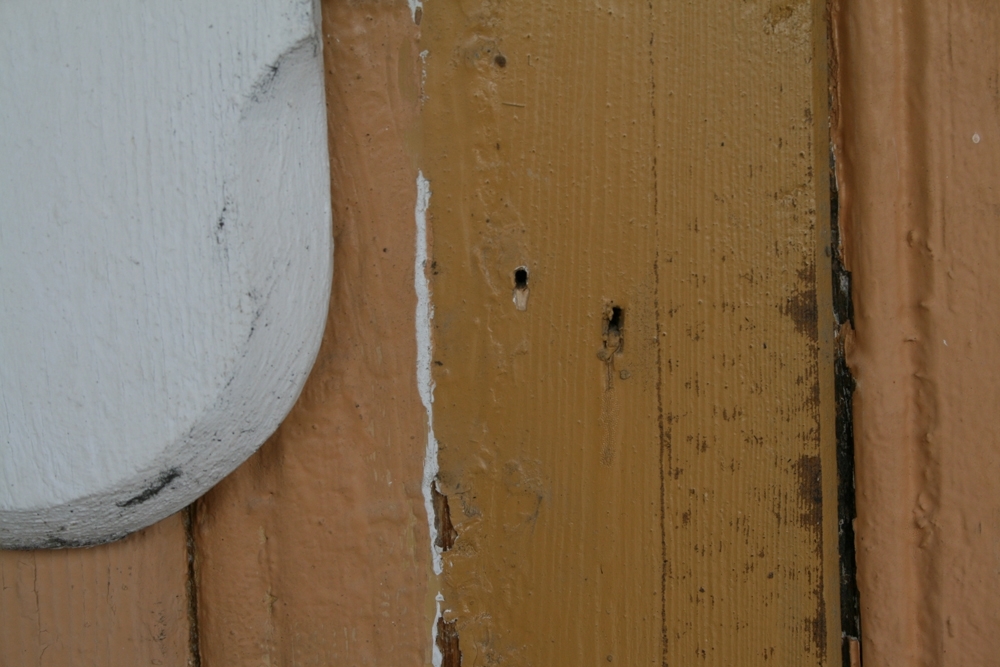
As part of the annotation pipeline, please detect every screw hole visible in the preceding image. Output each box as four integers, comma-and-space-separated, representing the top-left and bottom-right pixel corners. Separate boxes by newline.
607, 306, 623, 335
600, 305, 624, 357
514, 266, 528, 289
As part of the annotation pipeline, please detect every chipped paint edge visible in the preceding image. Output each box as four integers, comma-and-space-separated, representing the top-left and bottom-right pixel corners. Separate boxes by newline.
415, 171, 445, 667
415, 170, 441, 576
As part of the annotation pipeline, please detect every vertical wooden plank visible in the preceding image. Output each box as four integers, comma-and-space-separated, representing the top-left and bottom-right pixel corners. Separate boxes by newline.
193, 1, 430, 665
0, 513, 192, 666
835, 1, 1000, 664
423, 0, 838, 665
422, 1, 661, 665
655, 1, 839, 664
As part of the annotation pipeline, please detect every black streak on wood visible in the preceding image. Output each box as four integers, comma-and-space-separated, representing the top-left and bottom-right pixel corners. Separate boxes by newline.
831, 150, 862, 667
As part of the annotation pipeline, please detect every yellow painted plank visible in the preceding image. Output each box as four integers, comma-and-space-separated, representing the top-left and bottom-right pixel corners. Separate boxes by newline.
655, 1, 839, 663
423, 0, 838, 664
422, 1, 661, 664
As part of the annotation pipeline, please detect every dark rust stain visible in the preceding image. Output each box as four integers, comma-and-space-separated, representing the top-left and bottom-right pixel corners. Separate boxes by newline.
794, 453, 827, 659
437, 616, 462, 667
794, 454, 823, 531
807, 596, 828, 659
781, 262, 818, 340
432, 482, 458, 551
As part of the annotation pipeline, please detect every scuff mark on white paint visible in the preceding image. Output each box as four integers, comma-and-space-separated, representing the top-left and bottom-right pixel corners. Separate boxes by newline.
415, 171, 442, 577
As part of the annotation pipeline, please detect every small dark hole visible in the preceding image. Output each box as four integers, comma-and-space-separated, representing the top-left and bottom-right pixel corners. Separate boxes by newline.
608, 306, 623, 334
494, 54, 507, 68
514, 267, 528, 289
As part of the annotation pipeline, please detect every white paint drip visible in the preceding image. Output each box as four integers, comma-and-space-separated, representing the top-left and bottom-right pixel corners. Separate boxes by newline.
415, 171, 442, 576
431, 592, 444, 667
409, 0, 423, 24
420, 50, 429, 101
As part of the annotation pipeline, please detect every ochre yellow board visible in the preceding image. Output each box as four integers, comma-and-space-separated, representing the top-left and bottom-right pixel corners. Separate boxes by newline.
422, 0, 839, 664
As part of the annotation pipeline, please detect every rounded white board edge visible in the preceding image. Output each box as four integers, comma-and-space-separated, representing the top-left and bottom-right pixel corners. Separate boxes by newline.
0, 0, 332, 548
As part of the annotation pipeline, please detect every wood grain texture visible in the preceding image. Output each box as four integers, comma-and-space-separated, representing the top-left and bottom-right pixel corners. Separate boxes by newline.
655, 1, 840, 664
834, 1, 1000, 664
192, 2, 431, 665
0, 513, 192, 667
422, 0, 839, 664
422, 1, 662, 664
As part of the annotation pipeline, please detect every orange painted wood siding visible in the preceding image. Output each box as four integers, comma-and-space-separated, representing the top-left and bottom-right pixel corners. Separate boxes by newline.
834, 1, 1000, 664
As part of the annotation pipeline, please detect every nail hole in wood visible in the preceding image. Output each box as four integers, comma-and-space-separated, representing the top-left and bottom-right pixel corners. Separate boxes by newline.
607, 306, 623, 335
514, 267, 528, 289
513, 266, 529, 311
598, 305, 624, 359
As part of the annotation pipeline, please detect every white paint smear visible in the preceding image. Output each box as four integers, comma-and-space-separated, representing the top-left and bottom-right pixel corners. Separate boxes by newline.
416, 172, 444, 667
415, 171, 442, 576
431, 592, 444, 667
409, 0, 423, 23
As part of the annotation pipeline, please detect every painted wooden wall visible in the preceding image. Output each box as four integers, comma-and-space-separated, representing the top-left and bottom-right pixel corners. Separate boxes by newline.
2, 0, 840, 664
11, 0, 1000, 665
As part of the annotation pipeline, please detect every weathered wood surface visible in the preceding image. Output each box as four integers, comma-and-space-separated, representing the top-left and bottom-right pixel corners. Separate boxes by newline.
655, 2, 840, 663
422, 0, 839, 664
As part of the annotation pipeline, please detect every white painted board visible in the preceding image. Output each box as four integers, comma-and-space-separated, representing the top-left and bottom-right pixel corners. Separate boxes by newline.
0, 0, 332, 547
